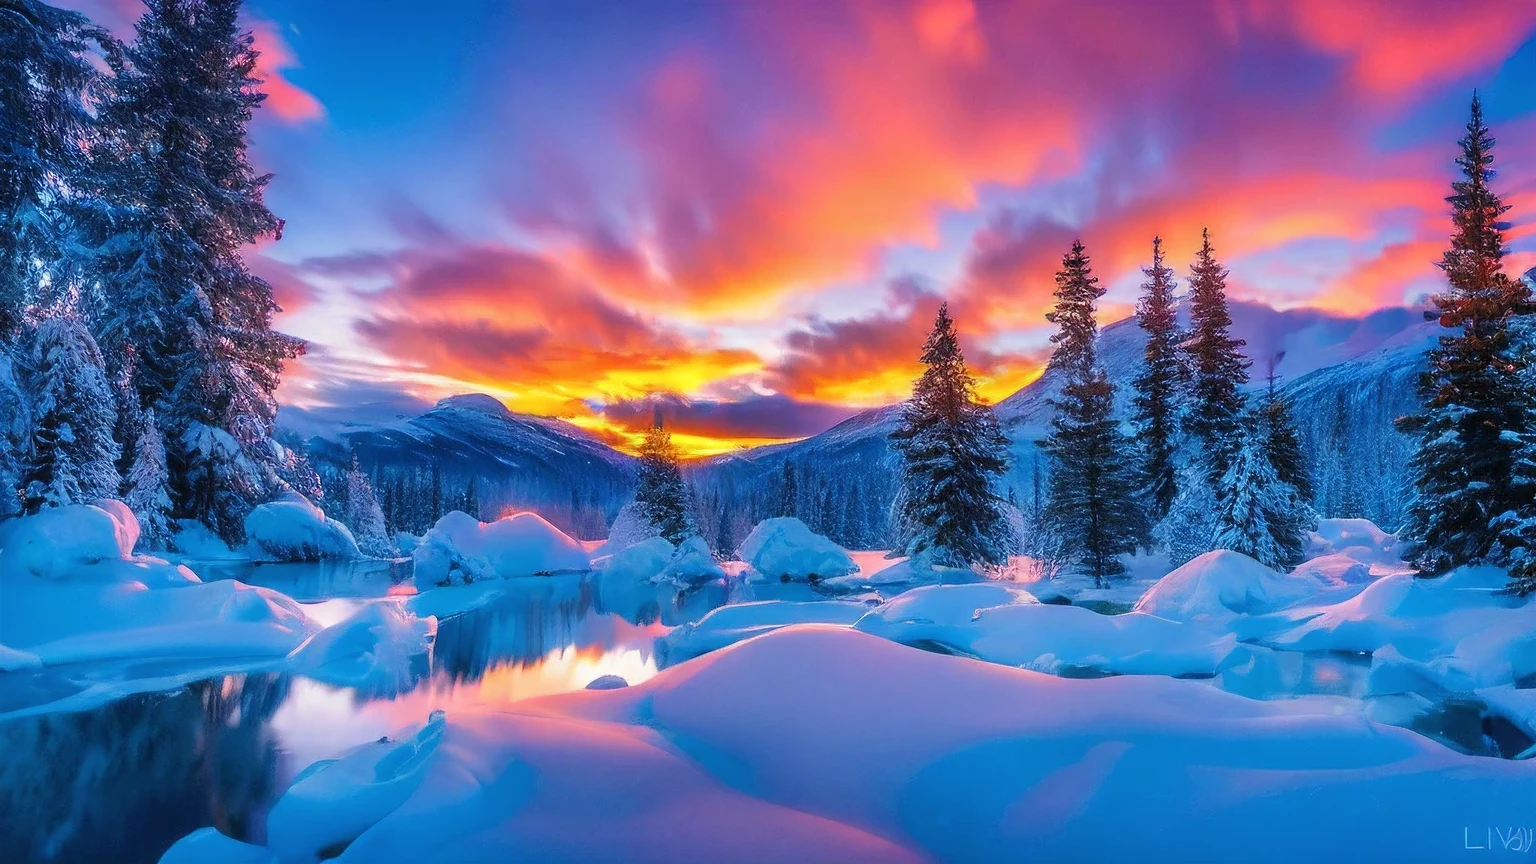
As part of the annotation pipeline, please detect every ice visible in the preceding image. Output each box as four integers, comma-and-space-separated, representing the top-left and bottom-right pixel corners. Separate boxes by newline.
659, 599, 876, 666
1133, 549, 1328, 622
295, 602, 437, 695
412, 510, 590, 585
737, 517, 857, 582
244, 492, 362, 562
167, 627, 1536, 863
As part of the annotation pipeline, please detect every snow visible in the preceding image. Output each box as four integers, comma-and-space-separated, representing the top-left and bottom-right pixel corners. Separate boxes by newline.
0, 502, 137, 578
412, 510, 589, 585
1308, 517, 1399, 560
659, 599, 876, 666
738, 517, 857, 582
1132, 549, 1329, 622
661, 535, 726, 586
594, 500, 660, 557
244, 492, 362, 562
164, 627, 1536, 864
295, 602, 437, 695
591, 535, 674, 581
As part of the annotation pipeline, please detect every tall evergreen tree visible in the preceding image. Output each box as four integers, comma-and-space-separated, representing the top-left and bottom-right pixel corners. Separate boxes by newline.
778, 459, 798, 518
20, 314, 120, 511
1212, 426, 1307, 570
1040, 240, 1145, 585
1132, 235, 1181, 523
1183, 229, 1250, 482
90, 0, 302, 543
1398, 94, 1532, 576
634, 411, 694, 543
889, 303, 1013, 567
124, 409, 174, 549
1258, 384, 1312, 502
0, 0, 112, 337
343, 452, 392, 557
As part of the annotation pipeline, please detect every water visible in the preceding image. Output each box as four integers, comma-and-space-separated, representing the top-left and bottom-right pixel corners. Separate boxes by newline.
0, 561, 772, 864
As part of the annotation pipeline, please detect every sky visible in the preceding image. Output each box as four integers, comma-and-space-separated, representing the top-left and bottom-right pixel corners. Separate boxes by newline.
65, 0, 1536, 456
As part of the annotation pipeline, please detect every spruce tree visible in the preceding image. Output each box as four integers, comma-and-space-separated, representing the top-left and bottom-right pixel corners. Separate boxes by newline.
1184, 229, 1250, 483
889, 302, 1013, 567
343, 453, 393, 557
1399, 94, 1532, 576
634, 412, 694, 543
125, 409, 174, 549
91, 0, 302, 543
779, 459, 798, 518
20, 314, 120, 511
1212, 427, 1307, 570
1259, 385, 1313, 502
1039, 240, 1145, 585
1132, 235, 1181, 523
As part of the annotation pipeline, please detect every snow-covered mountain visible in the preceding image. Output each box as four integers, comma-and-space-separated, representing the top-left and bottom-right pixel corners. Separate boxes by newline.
292, 394, 635, 539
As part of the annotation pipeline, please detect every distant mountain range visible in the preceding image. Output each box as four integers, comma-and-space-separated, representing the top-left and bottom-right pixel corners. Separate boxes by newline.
281, 268, 1536, 541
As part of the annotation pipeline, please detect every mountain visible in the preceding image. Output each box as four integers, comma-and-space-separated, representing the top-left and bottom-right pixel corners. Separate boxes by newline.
290, 394, 635, 540
691, 301, 1434, 545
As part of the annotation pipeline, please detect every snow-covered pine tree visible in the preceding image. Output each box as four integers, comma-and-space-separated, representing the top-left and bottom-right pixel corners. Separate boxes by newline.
90, 0, 303, 544
1132, 235, 1181, 523
1212, 424, 1309, 569
779, 459, 798, 518
1039, 240, 1145, 585
0, 348, 27, 517
124, 409, 174, 549
1183, 229, 1250, 483
20, 314, 121, 511
889, 303, 1013, 568
343, 453, 393, 557
634, 411, 694, 543
1258, 384, 1313, 503
0, 0, 112, 337
1398, 94, 1533, 577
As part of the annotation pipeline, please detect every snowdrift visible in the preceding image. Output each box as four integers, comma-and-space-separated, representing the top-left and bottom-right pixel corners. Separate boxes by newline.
591, 535, 725, 587
0, 504, 319, 665
412, 510, 589, 585
1133, 549, 1327, 622
160, 627, 1536, 864
295, 602, 437, 696
738, 518, 856, 582
659, 599, 875, 666
245, 493, 361, 562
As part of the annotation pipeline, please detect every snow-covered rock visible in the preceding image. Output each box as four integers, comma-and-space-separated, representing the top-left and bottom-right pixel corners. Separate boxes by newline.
0, 502, 138, 578
1133, 549, 1325, 622
853, 583, 1040, 644
737, 517, 857, 582
245, 492, 361, 562
661, 536, 726, 586
296, 602, 437, 694
586, 674, 629, 690
659, 599, 875, 666
594, 500, 659, 557
168, 626, 1536, 864
412, 510, 589, 585
591, 536, 674, 582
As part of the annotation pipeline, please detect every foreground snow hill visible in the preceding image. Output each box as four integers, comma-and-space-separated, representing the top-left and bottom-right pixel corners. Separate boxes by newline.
163, 626, 1536, 864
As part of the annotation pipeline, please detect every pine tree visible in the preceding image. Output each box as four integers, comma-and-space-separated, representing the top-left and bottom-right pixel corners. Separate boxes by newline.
1039, 240, 1145, 585
90, 0, 303, 544
889, 302, 1013, 568
1399, 94, 1532, 577
634, 412, 694, 543
1184, 229, 1250, 483
124, 409, 174, 549
1259, 384, 1313, 502
1132, 236, 1181, 523
343, 452, 393, 557
20, 314, 120, 511
1212, 427, 1308, 570
0, 1, 112, 338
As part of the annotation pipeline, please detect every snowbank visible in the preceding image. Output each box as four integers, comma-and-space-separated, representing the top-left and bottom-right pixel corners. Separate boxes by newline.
245, 493, 361, 562
1133, 549, 1326, 622
0, 503, 319, 667
1307, 517, 1398, 560
737, 518, 856, 582
166, 627, 1536, 864
295, 602, 437, 695
661, 536, 726, 586
593, 500, 659, 557
412, 510, 589, 585
659, 599, 875, 666
853, 583, 1039, 644
591, 535, 725, 587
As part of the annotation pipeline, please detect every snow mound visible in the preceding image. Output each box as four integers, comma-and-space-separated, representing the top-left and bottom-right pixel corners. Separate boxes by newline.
963, 605, 1239, 677
245, 492, 361, 562
0, 503, 138, 578
1307, 517, 1397, 560
413, 510, 590, 585
1133, 550, 1323, 622
661, 536, 726, 586
660, 599, 875, 666
592, 536, 675, 581
296, 602, 437, 695
821, 555, 979, 593
174, 626, 1536, 864
854, 583, 1039, 644
738, 517, 856, 582
1290, 552, 1381, 588
594, 500, 659, 557
160, 829, 274, 864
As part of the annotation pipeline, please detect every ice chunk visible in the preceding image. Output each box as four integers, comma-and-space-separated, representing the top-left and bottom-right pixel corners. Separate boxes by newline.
244, 492, 361, 562
296, 602, 437, 695
413, 510, 589, 585
737, 517, 857, 582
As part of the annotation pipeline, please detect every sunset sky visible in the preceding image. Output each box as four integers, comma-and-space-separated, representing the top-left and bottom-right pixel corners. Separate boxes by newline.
68, 0, 1536, 455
